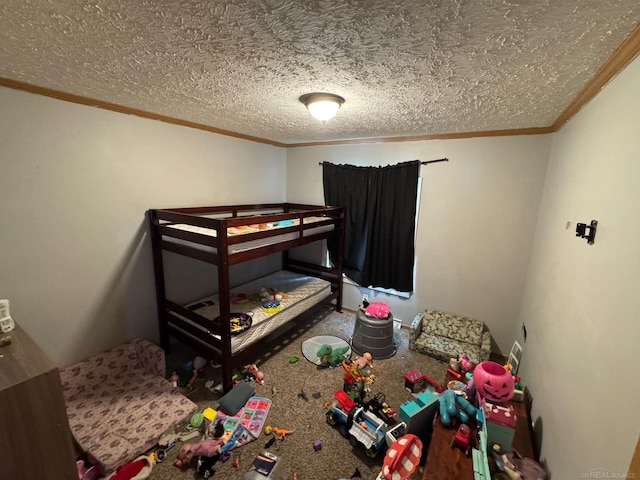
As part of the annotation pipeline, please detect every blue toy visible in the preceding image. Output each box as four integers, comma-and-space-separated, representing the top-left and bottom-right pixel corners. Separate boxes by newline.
439, 389, 477, 426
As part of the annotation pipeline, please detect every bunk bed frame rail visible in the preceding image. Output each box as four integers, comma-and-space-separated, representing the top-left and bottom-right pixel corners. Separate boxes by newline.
147, 203, 346, 392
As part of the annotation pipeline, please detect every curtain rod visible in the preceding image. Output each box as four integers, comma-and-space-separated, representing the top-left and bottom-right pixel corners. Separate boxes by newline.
318, 157, 449, 166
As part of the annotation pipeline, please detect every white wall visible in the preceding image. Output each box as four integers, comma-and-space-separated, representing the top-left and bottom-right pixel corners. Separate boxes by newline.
0, 87, 286, 367
287, 135, 551, 353
517, 56, 640, 477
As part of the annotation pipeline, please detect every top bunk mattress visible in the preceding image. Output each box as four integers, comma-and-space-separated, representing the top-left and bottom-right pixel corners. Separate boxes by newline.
163, 216, 334, 255
181, 270, 331, 354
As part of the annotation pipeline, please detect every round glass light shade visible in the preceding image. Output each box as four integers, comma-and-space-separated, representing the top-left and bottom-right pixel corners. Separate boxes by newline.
300, 93, 344, 122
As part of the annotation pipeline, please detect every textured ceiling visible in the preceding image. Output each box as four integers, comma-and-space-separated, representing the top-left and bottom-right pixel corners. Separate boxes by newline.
1, 1, 639, 145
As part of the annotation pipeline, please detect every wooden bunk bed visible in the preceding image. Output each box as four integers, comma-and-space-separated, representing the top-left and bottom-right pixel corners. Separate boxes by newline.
147, 203, 345, 393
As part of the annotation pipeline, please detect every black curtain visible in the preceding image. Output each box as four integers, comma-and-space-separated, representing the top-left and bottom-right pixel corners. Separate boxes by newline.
323, 160, 420, 292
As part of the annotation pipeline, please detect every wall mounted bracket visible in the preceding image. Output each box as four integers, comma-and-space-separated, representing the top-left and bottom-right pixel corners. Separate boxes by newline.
575, 220, 598, 245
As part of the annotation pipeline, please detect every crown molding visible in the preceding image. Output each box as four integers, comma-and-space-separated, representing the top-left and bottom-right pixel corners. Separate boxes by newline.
552, 20, 640, 130
2, 19, 639, 149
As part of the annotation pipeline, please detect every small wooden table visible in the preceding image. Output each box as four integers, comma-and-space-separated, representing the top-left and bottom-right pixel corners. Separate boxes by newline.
422, 375, 533, 480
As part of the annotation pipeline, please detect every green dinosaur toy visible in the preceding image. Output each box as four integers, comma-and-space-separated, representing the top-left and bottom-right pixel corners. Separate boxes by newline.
316, 343, 350, 367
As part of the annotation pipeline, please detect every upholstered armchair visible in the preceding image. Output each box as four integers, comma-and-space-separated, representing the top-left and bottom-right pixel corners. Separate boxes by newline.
409, 308, 491, 364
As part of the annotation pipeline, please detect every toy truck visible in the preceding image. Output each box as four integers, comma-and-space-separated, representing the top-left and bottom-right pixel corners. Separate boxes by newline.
326, 390, 406, 458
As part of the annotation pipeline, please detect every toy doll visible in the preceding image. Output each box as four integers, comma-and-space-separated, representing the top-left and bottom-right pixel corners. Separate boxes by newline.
353, 352, 373, 371
174, 422, 231, 477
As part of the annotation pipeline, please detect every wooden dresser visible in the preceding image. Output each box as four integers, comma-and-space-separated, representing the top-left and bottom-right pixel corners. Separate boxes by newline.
0, 324, 77, 479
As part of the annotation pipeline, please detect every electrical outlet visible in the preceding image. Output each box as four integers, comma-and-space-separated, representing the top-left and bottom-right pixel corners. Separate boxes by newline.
522, 323, 527, 342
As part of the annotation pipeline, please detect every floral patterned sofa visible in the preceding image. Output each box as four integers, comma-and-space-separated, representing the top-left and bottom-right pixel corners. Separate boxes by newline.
409, 308, 491, 365
59, 338, 197, 474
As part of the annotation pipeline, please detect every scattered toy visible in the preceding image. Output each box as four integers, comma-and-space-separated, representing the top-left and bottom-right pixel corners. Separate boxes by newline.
439, 389, 477, 426
174, 421, 231, 477
312, 392, 322, 399
109, 455, 154, 480
298, 389, 309, 401
353, 352, 373, 370
458, 353, 475, 373
450, 423, 473, 456
179, 430, 202, 442
326, 390, 407, 458
316, 343, 350, 367
245, 363, 265, 384
380, 434, 422, 480
157, 433, 179, 448
171, 356, 208, 389
264, 425, 295, 440
360, 299, 390, 318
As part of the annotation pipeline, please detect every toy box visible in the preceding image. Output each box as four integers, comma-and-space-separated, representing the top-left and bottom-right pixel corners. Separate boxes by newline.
481, 399, 516, 452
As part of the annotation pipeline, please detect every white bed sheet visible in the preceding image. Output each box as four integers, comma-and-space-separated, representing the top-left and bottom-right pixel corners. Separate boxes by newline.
181, 270, 331, 353
163, 216, 334, 255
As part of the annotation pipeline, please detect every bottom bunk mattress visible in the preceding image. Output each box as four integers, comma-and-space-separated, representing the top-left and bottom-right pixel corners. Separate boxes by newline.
182, 270, 331, 354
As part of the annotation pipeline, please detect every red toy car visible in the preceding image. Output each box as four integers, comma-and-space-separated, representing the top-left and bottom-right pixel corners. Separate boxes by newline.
450, 424, 472, 457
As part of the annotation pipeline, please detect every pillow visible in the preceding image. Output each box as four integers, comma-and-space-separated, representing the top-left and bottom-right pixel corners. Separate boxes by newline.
218, 381, 255, 415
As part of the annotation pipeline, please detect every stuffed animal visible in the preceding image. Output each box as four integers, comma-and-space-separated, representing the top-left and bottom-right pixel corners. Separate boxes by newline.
361, 300, 390, 319
316, 344, 350, 367
438, 389, 477, 426
260, 287, 287, 302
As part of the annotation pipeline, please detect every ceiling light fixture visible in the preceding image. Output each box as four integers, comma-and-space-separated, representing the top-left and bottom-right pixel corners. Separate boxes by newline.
299, 92, 345, 122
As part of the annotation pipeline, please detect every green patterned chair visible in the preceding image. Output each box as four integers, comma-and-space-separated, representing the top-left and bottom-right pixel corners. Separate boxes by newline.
409, 308, 491, 364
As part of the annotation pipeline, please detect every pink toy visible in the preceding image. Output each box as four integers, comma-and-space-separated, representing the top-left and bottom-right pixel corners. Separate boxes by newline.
473, 361, 514, 404
76, 460, 101, 480
245, 363, 265, 384
175, 439, 224, 466
458, 353, 474, 373
175, 423, 230, 468
362, 300, 390, 319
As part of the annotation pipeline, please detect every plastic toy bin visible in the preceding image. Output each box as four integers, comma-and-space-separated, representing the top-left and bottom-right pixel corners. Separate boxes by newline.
350, 308, 396, 359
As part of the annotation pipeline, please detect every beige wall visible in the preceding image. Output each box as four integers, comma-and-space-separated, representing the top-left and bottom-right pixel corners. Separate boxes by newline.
518, 56, 640, 477
0, 87, 286, 367
287, 135, 551, 354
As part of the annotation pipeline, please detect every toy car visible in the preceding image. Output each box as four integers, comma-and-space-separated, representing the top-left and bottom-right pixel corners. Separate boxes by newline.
450, 423, 472, 457
326, 390, 406, 458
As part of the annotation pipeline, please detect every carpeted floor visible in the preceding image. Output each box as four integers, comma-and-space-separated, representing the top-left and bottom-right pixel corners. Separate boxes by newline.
151, 307, 447, 480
